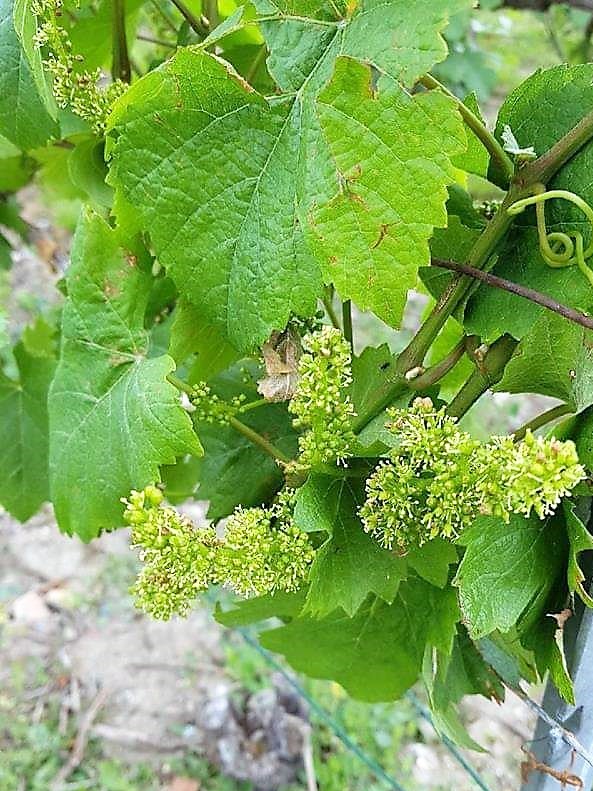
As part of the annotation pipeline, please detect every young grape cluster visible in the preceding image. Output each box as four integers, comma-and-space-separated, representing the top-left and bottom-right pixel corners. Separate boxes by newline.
289, 326, 356, 468
123, 486, 314, 619
360, 398, 585, 552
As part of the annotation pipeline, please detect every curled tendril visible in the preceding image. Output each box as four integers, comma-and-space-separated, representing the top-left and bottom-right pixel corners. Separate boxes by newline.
507, 184, 593, 289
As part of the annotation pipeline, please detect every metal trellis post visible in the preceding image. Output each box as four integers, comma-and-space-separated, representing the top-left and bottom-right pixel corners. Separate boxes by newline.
521, 570, 593, 791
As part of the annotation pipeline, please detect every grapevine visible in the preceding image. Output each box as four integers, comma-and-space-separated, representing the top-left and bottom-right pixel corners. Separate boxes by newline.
2, 0, 593, 765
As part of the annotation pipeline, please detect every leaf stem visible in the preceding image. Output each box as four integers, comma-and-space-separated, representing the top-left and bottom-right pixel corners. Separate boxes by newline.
342, 299, 353, 349
112, 0, 131, 83
419, 73, 514, 185
431, 258, 593, 331
409, 338, 467, 390
239, 398, 268, 413
203, 0, 219, 28
322, 287, 341, 329
446, 335, 518, 419
227, 416, 291, 463
166, 374, 290, 463
168, 0, 209, 36
512, 403, 574, 441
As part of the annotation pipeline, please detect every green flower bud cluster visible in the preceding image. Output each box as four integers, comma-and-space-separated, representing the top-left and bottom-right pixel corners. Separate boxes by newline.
124, 486, 220, 620
190, 382, 246, 426
360, 398, 585, 552
289, 327, 356, 468
223, 491, 314, 597
480, 432, 586, 520
124, 487, 314, 619
32, 0, 125, 133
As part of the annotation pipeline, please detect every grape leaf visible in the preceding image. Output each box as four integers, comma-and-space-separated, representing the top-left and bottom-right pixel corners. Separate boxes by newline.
310, 57, 466, 328
49, 210, 201, 540
108, 0, 468, 352
261, 578, 460, 702
454, 514, 565, 639
496, 311, 593, 411
574, 407, 593, 469
0, 138, 35, 191
0, 341, 56, 521
406, 537, 458, 588
466, 65, 593, 341
169, 299, 239, 382
107, 48, 323, 353
216, 589, 308, 627
294, 475, 408, 616
424, 630, 501, 750
451, 92, 489, 178
349, 344, 412, 449
193, 362, 298, 519
0, 0, 57, 150
13, 0, 56, 117
564, 501, 593, 607
255, 0, 473, 92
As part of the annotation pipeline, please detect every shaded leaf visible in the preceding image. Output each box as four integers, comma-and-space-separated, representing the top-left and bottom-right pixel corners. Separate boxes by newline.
49, 210, 201, 540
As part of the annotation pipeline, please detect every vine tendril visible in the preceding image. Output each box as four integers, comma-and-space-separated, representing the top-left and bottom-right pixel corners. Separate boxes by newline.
507, 184, 593, 288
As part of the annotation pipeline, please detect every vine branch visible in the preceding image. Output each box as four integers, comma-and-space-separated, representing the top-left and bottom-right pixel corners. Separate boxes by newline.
431, 258, 593, 331
446, 335, 518, 419
112, 0, 131, 83
168, 0, 209, 36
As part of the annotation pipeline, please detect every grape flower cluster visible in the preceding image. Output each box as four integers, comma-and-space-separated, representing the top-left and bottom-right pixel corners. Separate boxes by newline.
32, 0, 126, 133
289, 327, 356, 468
360, 398, 585, 552
124, 486, 314, 619
190, 382, 246, 425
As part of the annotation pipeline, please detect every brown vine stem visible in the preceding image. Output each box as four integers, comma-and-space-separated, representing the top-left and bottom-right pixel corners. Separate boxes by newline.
512, 403, 574, 441
168, 0, 209, 36
431, 258, 593, 331
166, 374, 290, 463
112, 0, 131, 83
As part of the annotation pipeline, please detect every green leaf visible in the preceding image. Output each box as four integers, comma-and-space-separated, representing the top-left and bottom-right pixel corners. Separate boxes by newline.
454, 514, 565, 639
13, 0, 57, 117
349, 344, 412, 449
49, 210, 201, 540
194, 362, 297, 519
108, 0, 468, 352
0, 0, 57, 150
294, 475, 407, 617
407, 537, 458, 588
0, 341, 56, 521
573, 406, 593, 469
260, 578, 460, 702
107, 48, 323, 353
160, 454, 202, 504
21, 315, 58, 359
169, 298, 239, 381
424, 630, 502, 750
564, 501, 593, 607
496, 312, 593, 411
215, 589, 308, 627
310, 57, 465, 328
255, 0, 473, 92
451, 92, 489, 178
466, 65, 593, 341
68, 139, 113, 209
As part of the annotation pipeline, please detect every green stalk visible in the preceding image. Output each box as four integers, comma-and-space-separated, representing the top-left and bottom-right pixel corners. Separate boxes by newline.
342, 299, 353, 349
166, 374, 290, 463
419, 73, 514, 185
512, 403, 574, 441
446, 335, 518, 419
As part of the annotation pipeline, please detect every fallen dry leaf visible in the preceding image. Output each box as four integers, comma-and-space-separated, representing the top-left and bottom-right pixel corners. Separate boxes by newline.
164, 777, 200, 791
